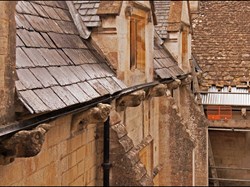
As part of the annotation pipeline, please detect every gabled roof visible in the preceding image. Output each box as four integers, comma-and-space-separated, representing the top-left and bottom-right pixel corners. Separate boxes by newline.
73, 0, 101, 28
154, 33, 185, 79
153, 0, 170, 39
192, 1, 250, 90
15, 1, 126, 114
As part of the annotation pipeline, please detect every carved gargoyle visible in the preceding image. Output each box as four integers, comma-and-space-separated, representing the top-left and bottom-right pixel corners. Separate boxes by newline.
116, 90, 146, 111
71, 103, 112, 133
0, 123, 53, 165
167, 79, 181, 90
147, 84, 168, 98
181, 75, 193, 86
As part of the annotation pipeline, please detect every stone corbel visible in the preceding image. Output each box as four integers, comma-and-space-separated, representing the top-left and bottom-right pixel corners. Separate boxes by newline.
0, 123, 53, 165
167, 79, 181, 90
125, 6, 133, 17
71, 103, 112, 133
116, 90, 146, 111
181, 75, 193, 86
196, 70, 202, 81
147, 84, 168, 98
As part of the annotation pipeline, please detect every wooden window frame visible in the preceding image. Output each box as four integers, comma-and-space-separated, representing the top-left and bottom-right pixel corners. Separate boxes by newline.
129, 15, 146, 71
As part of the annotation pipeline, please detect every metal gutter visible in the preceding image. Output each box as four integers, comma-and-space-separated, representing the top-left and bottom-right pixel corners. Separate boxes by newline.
208, 127, 250, 132
0, 76, 187, 140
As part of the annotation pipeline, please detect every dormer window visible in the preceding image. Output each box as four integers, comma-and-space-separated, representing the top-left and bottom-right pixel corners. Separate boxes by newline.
129, 14, 146, 71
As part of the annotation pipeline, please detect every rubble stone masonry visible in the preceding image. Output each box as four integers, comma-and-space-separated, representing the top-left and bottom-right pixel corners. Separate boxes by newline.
0, 2, 16, 125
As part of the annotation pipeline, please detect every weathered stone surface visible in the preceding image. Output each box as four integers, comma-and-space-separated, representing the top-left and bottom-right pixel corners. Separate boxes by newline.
110, 109, 122, 126
192, 1, 250, 89
0, 1, 16, 126
116, 90, 146, 111
71, 103, 111, 134
111, 123, 127, 139
0, 123, 53, 164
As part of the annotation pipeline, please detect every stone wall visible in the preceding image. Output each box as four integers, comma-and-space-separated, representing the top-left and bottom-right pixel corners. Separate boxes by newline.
210, 131, 250, 186
92, 1, 154, 86
158, 95, 194, 186
0, 1, 16, 125
109, 101, 154, 186
0, 114, 102, 186
179, 85, 208, 186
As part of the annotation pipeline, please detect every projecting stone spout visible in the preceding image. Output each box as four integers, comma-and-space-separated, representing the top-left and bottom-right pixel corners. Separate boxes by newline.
71, 103, 112, 134
147, 84, 168, 98
167, 79, 181, 90
116, 90, 146, 111
0, 123, 53, 165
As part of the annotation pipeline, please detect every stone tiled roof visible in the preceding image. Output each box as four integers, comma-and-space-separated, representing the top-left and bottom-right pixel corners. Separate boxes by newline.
154, 36, 185, 79
73, 0, 101, 28
15, 1, 126, 114
192, 1, 250, 90
153, 0, 170, 39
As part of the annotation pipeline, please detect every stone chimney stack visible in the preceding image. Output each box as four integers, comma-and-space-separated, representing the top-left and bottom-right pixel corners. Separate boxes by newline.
0, 2, 16, 125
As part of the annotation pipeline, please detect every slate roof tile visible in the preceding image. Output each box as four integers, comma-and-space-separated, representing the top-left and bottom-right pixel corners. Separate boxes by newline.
22, 48, 49, 67
154, 40, 184, 79
47, 66, 79, 86
65, 84, 90, 103
74, 1, 101, 28
154, 0, 170, 39
40, 33, 57, 48
34, 88, 67, 110
16, 35, 25, 47
38, 48, 68, 66
56, 20, 79, 35
48, 32, 86, 48
62, 49, 93, 65
68, 66, 90, 81
16, 69, 43, 89
78, 82, 100, 99
15, 13, 33, 30
192, 1, 250, 89
51, 86, 78, 106
54, 8, 72, 21
19, 90, 49, 113
42, 6, 61, 20
17, 29, 50, 48
16, 48, 35, 68
15, 1, 127, 114
88, 79, 109, 95
30, 2, 50, 18
29, 68, 58, 88
16, 1, 39, 16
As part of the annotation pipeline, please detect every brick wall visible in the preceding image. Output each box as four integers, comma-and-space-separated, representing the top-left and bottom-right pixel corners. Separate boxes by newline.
0, 1, 16, 125
0, 114, 102, 186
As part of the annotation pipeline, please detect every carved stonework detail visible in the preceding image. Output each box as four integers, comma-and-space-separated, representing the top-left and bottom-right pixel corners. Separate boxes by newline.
0, 123, 53, 165
71, 103, 112, 133
147, 84, 168, 98
116, 90, 146, 111
181, 75, 193, 86
167, 79, 181, 90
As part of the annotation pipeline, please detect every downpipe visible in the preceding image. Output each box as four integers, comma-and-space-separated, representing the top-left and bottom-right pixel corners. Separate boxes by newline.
102, 116, 111, 186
